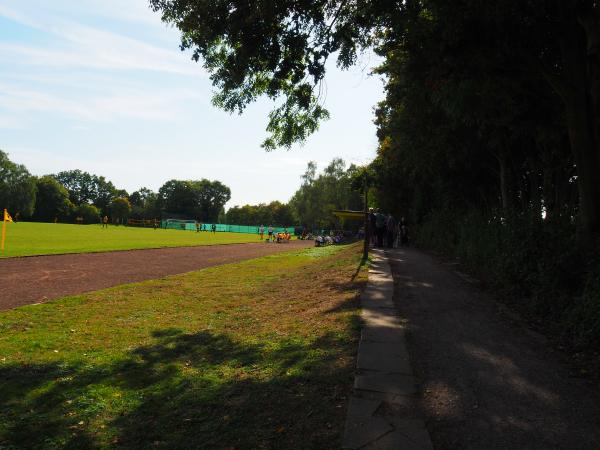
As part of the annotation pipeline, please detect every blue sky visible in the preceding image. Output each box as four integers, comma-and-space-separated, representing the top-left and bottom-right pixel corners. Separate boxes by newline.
0, 1, 384, 208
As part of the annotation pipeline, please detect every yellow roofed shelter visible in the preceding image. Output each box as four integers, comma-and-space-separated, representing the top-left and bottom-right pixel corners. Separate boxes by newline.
332, 210, 365, 221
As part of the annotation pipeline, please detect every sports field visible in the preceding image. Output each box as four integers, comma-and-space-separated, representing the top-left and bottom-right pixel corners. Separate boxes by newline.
0, 222, 261, 257
0, 243, 366, 448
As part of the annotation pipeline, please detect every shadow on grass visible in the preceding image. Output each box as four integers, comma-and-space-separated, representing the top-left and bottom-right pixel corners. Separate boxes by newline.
0, 328, 355, 449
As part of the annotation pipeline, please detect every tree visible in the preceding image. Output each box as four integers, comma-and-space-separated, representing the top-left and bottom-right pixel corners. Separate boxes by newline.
130, 187, 160, 219
0, 150, 36, 217
289, 159, 362, 230
73, 204, 100, 224
53, 170, 117, 214
110, 197, 131, 224
194, 179, 231, 222
157, 179, 231, 222
32, 176, 73, 222
157, 180, 200, 217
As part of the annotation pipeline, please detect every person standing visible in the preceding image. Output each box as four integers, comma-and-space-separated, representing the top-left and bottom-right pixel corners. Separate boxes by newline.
102, 215, 109, 228
211, 223, 217, 234
375, 210, 386, 247
369, 208, 377, 246
386, 214, 396, 248
259, 224, 265, 240
268, 224, 274, 242
399, 217, 409, 246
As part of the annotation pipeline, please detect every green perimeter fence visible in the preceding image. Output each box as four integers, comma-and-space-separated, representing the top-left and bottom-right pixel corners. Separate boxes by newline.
160, 220, 296, 235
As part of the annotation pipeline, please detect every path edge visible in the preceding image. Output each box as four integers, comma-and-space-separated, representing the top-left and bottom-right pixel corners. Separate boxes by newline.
342, 249, 433, 450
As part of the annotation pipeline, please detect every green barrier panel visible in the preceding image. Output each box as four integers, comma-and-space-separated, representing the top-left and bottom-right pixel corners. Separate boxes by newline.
160, 220, 297, 235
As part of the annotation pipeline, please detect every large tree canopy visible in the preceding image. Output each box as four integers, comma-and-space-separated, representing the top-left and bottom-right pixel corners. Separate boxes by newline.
149, 0, 379, 150
150, 0, 600, 242
53, 169, 118, 214
157, 179, 231, 222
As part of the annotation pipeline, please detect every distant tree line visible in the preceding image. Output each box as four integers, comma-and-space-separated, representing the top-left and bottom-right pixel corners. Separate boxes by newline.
1, 149, 360, 229
0, 150, 231, 224
225, 201, 294, 227
223, 159, 363, 230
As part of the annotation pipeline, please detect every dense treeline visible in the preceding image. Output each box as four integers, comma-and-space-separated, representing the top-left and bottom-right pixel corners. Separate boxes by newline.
152, 1, 600, 350
225, 201, 294, 227
0, 151, 231, 223
224, 159, 363, 229
369, 2, 600, 350
1, 148, 359, 229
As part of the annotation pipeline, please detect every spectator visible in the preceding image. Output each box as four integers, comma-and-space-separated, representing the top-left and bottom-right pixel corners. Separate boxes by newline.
375, 209, 386, 247
386, 214, 396, 248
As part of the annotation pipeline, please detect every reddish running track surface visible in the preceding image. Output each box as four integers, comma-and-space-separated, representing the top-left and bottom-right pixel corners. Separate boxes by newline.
0, 240, 313, 311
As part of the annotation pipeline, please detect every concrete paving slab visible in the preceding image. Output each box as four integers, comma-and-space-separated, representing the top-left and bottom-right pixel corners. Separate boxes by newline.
356, 389, 416, 408
346, 396, 383, 418
377, 419, 434, 450
355, 372, 417, 395
361, 324, 406, 344
365, 426, 433, 450
361, 309, 403, 328
357, 350, 413, 374
342, 416, 393, 449
359, 340, 410, 361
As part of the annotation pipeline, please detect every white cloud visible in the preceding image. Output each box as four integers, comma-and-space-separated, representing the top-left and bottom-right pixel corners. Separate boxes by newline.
0, 81, 202, 122
0, 4, 199, 76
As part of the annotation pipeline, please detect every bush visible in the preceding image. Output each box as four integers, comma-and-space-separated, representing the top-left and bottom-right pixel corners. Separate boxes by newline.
414, 208, 597, 348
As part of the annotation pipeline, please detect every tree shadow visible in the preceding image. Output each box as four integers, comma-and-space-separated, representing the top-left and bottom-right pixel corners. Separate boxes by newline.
0, 328, 354, 449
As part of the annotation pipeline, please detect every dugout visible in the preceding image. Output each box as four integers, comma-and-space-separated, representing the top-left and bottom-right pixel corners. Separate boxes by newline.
332, 210, 366, 233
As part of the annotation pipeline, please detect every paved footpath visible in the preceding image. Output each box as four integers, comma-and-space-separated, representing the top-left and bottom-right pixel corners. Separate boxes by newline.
343, 249, 433, 449
386, 247, 600, 449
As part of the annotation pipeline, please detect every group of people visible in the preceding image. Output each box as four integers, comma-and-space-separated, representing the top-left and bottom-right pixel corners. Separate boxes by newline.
368, 208, 409, 248
258, 225, 291, 243
195, 222, 217, 233
315, 231, 346, 247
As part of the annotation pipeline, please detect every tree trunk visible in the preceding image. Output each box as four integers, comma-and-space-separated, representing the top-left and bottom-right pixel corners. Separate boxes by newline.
498, 152, 511, 213
560, 9, 600, 244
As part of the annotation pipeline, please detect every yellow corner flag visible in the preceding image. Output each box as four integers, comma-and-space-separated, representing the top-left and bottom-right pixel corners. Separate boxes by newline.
1, 208, 12, 251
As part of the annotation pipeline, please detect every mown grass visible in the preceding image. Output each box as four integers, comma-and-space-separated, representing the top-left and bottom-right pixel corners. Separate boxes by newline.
0, 222, 261, 258
0, 243, 366, 449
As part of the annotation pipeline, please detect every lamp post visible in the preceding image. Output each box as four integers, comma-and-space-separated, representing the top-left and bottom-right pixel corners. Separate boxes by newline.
363, 172, 369, 260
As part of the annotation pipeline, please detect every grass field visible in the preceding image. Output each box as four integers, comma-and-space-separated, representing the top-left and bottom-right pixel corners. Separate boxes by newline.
0, 243, 366, 448
0, 222, 262, 257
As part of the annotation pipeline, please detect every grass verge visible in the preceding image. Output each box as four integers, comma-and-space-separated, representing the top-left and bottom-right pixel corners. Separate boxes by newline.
0, 243, 366, 449
0, 222, 261, 258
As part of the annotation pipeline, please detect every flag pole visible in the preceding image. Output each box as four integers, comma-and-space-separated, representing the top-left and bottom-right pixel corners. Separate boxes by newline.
1, 209, 7, 251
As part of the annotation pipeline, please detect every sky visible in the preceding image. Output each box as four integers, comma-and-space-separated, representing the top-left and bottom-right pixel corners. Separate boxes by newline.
0, 1, 385, 208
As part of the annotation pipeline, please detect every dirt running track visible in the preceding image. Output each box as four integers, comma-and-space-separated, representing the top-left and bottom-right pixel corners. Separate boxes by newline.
388, 247, 600, 449
0, 241, 313, 311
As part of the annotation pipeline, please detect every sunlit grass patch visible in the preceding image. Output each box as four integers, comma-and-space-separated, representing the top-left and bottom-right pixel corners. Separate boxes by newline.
0, 243, 367, 448
0, 222, 261, 257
